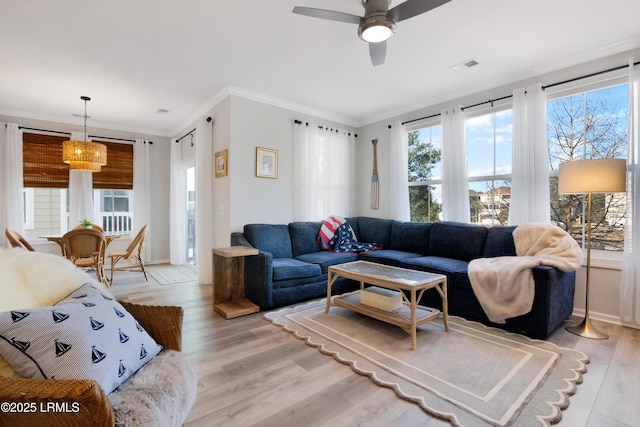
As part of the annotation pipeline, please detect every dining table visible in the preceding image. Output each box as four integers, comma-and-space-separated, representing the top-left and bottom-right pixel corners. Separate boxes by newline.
43, 233, 123, 252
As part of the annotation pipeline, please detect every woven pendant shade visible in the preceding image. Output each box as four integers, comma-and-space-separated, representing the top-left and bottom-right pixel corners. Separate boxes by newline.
62, 95, 107, 173
62, 140, 107, 172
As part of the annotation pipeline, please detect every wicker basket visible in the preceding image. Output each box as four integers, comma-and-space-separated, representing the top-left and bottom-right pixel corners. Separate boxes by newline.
360, 286, 402, 311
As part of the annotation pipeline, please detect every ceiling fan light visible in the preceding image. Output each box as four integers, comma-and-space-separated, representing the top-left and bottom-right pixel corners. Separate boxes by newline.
359, 16, 395, 43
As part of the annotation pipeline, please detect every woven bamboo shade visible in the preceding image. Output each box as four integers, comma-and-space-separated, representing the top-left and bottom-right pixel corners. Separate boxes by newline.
23, 133, 133, 189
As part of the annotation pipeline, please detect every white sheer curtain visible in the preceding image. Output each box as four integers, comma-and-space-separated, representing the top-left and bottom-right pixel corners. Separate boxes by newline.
1, 123, 24, 247
133, 139, 151, 262
195, 123, 214, 285
441, 106, 470, 222
620, 59, 640, 326
389, 121, 410, 221
509, 84, 550, 225
68, 131, 94, 227
169, 138, 186, 265
293, 122, 355, 221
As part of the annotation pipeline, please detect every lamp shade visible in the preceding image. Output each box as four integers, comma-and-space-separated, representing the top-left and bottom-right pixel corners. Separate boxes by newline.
63, 140, 107, 173
558, 158, 626, 194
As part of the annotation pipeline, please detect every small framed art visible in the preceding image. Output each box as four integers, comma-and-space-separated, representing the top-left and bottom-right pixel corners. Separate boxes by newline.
256, 147, 278, 179
215, 149, 228, 178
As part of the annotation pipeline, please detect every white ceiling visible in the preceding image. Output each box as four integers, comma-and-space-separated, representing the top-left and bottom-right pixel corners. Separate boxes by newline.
1, 0, 639, 136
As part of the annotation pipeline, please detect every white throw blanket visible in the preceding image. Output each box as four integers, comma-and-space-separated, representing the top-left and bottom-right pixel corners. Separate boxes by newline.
468, 223, 583, 324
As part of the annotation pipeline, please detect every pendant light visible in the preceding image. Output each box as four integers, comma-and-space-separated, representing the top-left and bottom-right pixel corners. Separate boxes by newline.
62, 96, 107, 172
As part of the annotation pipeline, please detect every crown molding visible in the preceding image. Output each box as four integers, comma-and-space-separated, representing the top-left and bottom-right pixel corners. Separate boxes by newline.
359, 36, 640, 127
169, 84, 361, 137
0, 107, 166, 138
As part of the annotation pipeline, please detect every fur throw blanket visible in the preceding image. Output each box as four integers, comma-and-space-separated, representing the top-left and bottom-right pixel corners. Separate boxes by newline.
468, 223, 582, 324
0, 248, 98, 378
109, 350, 197, 427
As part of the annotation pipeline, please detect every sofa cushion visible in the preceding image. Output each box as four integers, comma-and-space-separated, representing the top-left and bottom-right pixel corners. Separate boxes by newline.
359, 250, 422, 267
244, 224, 293, 258
403, 256, 469, 275
389, 221, 431, 254
484, 226, 517, 257
289, 221, 323, 257
353, 217, 392, 247
272, 258, 322, 281
402, 256, 469, 291
429, 221, 488, 261
345, 217, 360, 238
296, 251, 358, 273
0, 283, 162, 395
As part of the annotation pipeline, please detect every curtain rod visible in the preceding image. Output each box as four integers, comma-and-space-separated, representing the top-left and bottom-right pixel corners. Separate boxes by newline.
294, 119, 358, 137
176, 128, 196, 143
18, 126, 70, 135
89, 134, 153, 144
18, 126, 153, 144
397, 60, 640, 127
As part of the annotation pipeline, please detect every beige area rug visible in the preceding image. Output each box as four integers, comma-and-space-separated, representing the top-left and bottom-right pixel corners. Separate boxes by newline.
146, 264, 198, 285
264, 298, 589, 427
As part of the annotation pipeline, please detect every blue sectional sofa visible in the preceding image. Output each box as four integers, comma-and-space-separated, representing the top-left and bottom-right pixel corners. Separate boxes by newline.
231, 217, 577, 338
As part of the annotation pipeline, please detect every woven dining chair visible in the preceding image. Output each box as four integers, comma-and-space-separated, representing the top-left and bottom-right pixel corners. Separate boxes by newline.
60, 228, 107, 285
107, 224, 149, 287
5, 228, 35, 251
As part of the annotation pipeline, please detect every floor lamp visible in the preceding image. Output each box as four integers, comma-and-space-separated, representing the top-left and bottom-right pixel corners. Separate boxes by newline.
558, 158, 627, 339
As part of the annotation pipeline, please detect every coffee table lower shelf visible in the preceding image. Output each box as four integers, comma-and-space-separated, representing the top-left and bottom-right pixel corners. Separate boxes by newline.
333, 291, 442, 340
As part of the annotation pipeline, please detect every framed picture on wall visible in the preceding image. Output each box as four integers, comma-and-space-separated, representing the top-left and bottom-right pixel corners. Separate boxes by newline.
256, 147, 278, 179
215, 149, 228, 178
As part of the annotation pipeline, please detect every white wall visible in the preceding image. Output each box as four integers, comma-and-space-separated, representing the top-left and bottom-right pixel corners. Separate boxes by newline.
229, 96, 295, 230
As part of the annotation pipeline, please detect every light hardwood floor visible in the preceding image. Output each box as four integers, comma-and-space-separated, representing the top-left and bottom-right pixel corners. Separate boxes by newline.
110, 270, 640, 427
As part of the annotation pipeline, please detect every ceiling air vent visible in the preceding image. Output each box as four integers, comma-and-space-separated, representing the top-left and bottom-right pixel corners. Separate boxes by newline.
449, 58, 479, 72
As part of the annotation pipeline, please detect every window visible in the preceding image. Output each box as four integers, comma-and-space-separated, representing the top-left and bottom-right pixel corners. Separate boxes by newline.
98, 190, 132, 233
22, 132, 134, 237
408, 124, 442, 222
547, 83, 628, 251
466, 109, 513, 225
406, 79, 628, 254
408, 110, 513, 224
23, 188, 34, 230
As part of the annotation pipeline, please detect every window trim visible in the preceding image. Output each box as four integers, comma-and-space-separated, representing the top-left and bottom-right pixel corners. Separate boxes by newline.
23, 188, 34, 230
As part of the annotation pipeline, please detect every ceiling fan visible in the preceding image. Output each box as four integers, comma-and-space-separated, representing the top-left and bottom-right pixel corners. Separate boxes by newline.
292, 0, 451, 66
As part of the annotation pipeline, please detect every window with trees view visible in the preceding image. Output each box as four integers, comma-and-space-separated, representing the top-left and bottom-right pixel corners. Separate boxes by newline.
408, 124, 442, 222
466, 110, 513, 225
408, 81, 628, 252
548, 83, 628, 251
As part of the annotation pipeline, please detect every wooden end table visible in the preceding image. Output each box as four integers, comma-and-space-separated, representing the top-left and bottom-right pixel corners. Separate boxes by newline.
212, 246, 259, 319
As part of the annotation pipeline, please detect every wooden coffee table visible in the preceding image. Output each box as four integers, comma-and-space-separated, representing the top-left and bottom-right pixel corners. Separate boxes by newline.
325, 261, 448, 350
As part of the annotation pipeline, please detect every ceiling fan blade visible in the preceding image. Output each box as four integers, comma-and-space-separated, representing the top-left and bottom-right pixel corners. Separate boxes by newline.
292, 6, 361, 25
389, 0, 451, 22
369, 41, 386, 67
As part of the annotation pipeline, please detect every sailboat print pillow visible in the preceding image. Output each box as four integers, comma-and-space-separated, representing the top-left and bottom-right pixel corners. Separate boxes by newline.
0, 283, 162, 395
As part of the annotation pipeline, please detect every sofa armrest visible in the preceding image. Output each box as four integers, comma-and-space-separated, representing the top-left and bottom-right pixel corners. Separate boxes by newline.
0, 376, 114, 426
118, 302, 184, 352
231, 232, 253, 248
243, 252, 274, 310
